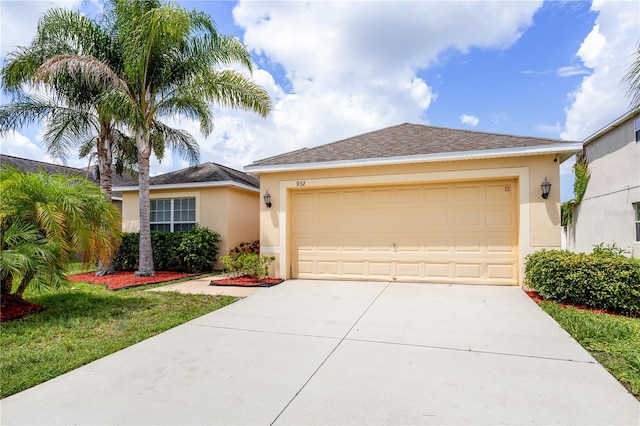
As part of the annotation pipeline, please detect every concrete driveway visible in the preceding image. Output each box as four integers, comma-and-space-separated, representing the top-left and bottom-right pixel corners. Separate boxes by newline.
2, 280, 638, 425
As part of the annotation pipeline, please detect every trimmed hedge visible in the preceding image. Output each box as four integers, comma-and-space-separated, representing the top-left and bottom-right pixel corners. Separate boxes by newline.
112, 225, 221, 273
524, 249, 640, 315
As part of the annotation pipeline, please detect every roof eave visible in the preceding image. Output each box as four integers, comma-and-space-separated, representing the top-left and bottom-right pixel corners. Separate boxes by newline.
113, 181, 259, 193
582, 107, 640, 146
244, 143, 583, 175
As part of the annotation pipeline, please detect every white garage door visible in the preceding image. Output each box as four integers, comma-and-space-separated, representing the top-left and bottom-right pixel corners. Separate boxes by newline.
291, 179, 518, 285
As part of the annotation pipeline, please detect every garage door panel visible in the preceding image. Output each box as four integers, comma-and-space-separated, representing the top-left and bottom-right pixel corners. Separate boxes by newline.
424, 187, 450, 202
454, 237, 482, 252
454, 185, 480, 202
396, 263, 421, 279
487, 263, 516, 280
343, 262, 365, 275
291, 179, 518, 285
396, 187, 421, 203
454, 211, 481, 226
455, 263, 483, 278
425, 263, 450, 278
367, 262, 392, 276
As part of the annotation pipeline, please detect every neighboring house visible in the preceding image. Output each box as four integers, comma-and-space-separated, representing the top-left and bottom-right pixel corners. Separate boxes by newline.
0, 154, 133, 216
567, 108, 640, 258
246, 123, 582, 286
114, 162, 260, 260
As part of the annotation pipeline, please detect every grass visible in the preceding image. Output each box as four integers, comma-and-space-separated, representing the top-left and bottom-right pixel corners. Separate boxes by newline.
0, 280, 235, 399
539, 301, 640, 400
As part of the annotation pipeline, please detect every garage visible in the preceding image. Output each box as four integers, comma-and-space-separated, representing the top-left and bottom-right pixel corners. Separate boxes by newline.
246, 123, 582, 286
291, 179, 518, 285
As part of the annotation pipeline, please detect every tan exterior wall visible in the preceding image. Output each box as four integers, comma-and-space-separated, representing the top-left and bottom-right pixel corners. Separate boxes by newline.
120, 186, 259, 266
258, 154, 561, 284
225, 187, 261, 257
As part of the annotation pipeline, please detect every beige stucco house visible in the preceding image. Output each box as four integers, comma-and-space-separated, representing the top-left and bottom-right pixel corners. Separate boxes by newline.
114, 162, 260, 260
567, 108, 640, 257
246, 123, 582, 286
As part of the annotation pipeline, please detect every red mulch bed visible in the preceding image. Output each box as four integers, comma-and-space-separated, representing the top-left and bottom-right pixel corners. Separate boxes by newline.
211, 276, 283, 287
1, 296, 46, 322
526, 290, 639, 318
67, 271, 193, 290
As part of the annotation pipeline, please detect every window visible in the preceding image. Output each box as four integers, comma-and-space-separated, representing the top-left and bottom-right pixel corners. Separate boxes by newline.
150, 197, 195, 232
635, 203, 640, 242
635, 117, 640, 142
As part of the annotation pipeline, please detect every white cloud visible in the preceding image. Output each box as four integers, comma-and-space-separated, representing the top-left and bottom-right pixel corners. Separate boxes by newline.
460, 114, 480, 127
0, 130, 53, 162
561, 2, 640, 141
1, 1, 546, 175
0, 0, 82, 56
221, 1, 542, 169
556, 65, 590, 78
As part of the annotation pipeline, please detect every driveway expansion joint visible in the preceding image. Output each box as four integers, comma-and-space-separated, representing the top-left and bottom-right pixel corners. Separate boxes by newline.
269, 282, 391, 426
343, 337, 597, 364
187, 323, 342, 341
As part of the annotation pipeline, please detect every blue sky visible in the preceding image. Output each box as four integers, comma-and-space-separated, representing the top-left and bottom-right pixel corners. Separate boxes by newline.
1, 1, 639, 201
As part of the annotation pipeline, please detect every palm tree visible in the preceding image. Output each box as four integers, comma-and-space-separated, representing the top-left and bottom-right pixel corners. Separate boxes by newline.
623, 44, 640, 110
1, 8, 130, 200
36, 0, 271, 276
1, 6, 200, 275
0, 166, 122, 307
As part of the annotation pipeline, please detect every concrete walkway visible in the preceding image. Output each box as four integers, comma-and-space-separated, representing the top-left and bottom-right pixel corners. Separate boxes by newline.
2, 280, 639, 425
147, 275, 266, 298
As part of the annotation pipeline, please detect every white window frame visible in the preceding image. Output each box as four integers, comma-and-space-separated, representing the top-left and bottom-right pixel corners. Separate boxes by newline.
150, 197, 196, 232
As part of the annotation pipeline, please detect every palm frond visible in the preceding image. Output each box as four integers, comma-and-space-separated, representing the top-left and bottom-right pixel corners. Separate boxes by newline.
623, 45, 640, 110
35, 54, 129, 95
152, 120, 200, 166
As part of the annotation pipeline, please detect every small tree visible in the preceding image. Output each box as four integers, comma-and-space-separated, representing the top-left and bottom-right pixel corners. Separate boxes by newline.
0, 167, 122, 307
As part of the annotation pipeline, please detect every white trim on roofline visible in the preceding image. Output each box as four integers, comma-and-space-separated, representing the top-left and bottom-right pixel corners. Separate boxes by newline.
583, 108, 640, 146
113, 181, 259, 193
244, 143, 583, 174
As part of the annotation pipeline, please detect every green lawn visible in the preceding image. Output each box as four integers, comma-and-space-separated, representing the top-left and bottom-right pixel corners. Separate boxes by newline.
539, 301, 640, 400
0, 281, 235, 399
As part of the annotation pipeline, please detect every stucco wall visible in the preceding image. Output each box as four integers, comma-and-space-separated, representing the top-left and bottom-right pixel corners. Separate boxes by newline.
120, 186, 259, 265
568, 114, 640, 257
225, 187, 261, 256
257, 154, 561, 283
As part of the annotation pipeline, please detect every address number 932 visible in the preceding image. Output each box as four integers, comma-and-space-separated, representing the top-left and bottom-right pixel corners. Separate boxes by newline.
296, 181, 306, 187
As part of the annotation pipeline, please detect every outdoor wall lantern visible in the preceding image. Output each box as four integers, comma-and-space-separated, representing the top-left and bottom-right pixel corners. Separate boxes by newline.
263, 190, 272, 208
541, 177, 551, 199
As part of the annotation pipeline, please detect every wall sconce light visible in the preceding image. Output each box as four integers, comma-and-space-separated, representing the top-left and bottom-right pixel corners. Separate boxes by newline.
263, 190, 272, 208
541, 177, 551, 199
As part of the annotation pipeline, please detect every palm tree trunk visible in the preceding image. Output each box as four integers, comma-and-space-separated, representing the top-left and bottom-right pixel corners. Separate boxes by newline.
1, 275, 14, 307
135, 131, 154, 276
96, 127, 116, 276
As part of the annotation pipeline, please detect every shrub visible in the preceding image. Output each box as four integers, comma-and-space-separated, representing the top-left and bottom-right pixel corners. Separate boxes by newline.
177, 225, 221, 273
112, 226, 221, 273
525, 249, 640, 315
229, 240, 260, 257
592, 242, 627, 257
220, 253, 275, 279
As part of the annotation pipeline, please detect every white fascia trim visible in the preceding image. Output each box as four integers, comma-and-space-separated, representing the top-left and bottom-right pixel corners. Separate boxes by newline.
113, 181, 259, 193
583, 108, 640, 146
245, 143, 583, 174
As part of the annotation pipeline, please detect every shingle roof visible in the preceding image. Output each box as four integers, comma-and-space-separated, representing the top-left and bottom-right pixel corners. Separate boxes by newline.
127, 162, 259, 189
1, 154, 88, 176
0, 154, 136, 197
248, 123, 579, 167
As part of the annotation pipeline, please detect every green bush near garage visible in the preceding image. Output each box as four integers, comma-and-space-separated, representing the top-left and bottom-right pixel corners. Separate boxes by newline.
112, 225, 221, 273
524, 249, 640, 315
